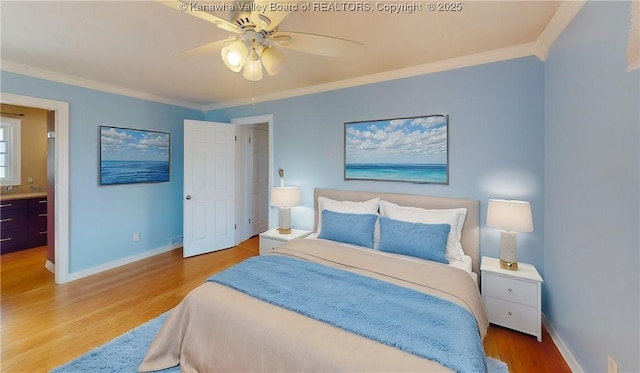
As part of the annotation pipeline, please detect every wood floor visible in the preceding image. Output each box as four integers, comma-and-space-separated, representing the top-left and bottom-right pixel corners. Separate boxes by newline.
1, 237, 571, 373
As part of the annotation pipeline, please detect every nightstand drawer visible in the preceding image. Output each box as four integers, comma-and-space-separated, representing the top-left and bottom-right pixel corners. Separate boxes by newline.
485, 296, 538, 334
483, 273, 538, 307
259, 237, 285, 255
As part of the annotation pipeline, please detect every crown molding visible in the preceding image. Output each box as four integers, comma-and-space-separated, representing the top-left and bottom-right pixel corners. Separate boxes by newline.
0, 60, 205, 111
535, 0, 586, 61
203, 42, 538, 111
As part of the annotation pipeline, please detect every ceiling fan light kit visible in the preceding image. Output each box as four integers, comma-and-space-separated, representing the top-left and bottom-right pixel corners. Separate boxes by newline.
221, 29, 284, 80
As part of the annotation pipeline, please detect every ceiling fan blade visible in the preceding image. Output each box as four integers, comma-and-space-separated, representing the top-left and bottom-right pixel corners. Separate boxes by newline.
269, 31, 364, 58
250, 0, 289, 31
156, 0, 241, 33
176, 37, 236, 59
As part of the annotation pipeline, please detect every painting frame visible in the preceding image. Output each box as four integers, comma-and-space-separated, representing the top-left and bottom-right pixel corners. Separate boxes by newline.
344, 114, 449, 184
99, 125, 171, 186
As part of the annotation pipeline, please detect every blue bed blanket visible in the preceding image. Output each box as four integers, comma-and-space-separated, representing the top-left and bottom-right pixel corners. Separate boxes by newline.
207, 255, 487, 373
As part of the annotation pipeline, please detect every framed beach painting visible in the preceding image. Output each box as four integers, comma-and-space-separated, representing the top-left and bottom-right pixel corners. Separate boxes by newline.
344, 114, 449, 184
99, 126, 170, 185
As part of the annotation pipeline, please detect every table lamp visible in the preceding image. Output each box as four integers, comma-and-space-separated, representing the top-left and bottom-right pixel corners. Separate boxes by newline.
487, 199, 533, 270
271, 186, 301, 235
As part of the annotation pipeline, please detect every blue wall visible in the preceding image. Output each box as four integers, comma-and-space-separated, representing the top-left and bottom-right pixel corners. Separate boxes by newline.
1, 71, 204, 272
544, 1, 640, 372
206, 56, 546, 271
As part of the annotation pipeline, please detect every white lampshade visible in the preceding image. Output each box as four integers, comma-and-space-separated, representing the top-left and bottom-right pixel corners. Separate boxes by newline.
260, 47, 285, 76
221, 40, 248, 72
487, 199, 533, 232
271, 187, 301, 208
242, 50, 263, 81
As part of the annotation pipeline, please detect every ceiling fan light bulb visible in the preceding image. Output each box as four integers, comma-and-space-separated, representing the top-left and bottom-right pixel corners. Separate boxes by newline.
227, 51, 243, 67
221, 40, 248, 72
261, 47, 285, 76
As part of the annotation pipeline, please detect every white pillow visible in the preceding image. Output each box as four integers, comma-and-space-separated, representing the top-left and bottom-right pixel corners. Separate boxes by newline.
317, 197, 380, 238
379, 200, 467, 261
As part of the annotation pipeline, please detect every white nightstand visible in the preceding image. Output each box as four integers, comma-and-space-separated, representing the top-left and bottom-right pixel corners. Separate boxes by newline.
481, 256, 544, 341
259, 228, 311, 255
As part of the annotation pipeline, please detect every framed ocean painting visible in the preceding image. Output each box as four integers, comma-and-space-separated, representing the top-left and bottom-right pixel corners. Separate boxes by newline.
99, 126, 170, 185
344, 114, 449, 184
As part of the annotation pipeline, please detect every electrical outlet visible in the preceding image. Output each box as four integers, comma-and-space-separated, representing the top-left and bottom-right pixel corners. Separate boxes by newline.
608, 355, 618, 373
133, 232, 140, 242
170, 235, 183, 248
27, 177, 34, 183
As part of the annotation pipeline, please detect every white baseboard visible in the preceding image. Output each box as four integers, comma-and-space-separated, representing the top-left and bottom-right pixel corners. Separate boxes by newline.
44, 260, 55, 274
542, 313, 583, 372
67, 244, 176, 282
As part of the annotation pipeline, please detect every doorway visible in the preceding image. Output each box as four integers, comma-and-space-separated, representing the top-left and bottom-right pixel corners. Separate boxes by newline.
0, 104, 51, 263
232, 114, 273, 244
181, 115, 272, 257
0, 93, 70, 284
235, 122, 269, 241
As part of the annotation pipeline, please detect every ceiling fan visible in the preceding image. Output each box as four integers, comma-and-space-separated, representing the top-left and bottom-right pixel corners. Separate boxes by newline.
158, 0, 364, 81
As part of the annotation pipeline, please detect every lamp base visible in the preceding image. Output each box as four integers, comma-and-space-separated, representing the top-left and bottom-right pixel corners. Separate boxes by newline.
277, 227, 292, 234
500, 259, 518, 271
499, 230, 518, 271
277, 207, 292, 235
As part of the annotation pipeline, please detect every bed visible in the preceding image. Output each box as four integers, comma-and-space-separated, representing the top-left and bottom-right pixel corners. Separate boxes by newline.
139, 188, 488, 373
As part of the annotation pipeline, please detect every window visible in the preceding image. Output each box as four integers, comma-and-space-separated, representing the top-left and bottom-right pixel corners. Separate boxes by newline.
0, 117, 21, 186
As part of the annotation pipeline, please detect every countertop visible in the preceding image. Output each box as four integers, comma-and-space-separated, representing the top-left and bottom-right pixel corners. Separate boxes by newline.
0, 192, 48, 201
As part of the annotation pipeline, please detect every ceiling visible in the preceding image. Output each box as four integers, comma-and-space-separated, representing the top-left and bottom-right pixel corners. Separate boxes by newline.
0, 1, 569, 110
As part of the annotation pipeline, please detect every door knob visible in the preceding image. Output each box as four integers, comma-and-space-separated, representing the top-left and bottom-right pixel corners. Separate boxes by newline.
186, 195, 191, 200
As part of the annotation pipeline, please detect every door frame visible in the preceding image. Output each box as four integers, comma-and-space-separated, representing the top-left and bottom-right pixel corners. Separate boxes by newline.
231, 114, 273, 243
1, 92, 70, 284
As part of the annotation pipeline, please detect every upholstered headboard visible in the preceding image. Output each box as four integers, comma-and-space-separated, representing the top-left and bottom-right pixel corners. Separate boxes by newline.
313, 188, 481, 276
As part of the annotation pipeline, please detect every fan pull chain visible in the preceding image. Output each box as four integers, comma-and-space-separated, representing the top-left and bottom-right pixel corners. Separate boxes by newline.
252, 38, 257, 104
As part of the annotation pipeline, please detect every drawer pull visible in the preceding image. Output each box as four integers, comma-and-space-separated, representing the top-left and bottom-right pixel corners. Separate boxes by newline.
39, 200, 47, 204
0, 218, 12, 222
508, 288, 513, 292
0, 203, 12, 208
0, 237, 13, 242
39, 231, 48, 235
38, 213, 48, 217
508, 311, 513, 316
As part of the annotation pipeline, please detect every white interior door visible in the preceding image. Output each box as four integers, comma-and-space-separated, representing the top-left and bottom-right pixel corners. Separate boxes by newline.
183, 119, 235, 258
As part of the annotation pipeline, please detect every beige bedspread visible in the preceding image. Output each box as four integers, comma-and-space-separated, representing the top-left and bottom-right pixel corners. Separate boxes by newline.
139, 238, 488, 373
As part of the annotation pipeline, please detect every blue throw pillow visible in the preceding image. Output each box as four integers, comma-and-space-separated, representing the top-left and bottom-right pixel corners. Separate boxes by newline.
318, 210, 378, 248
378, 217, 450, 264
